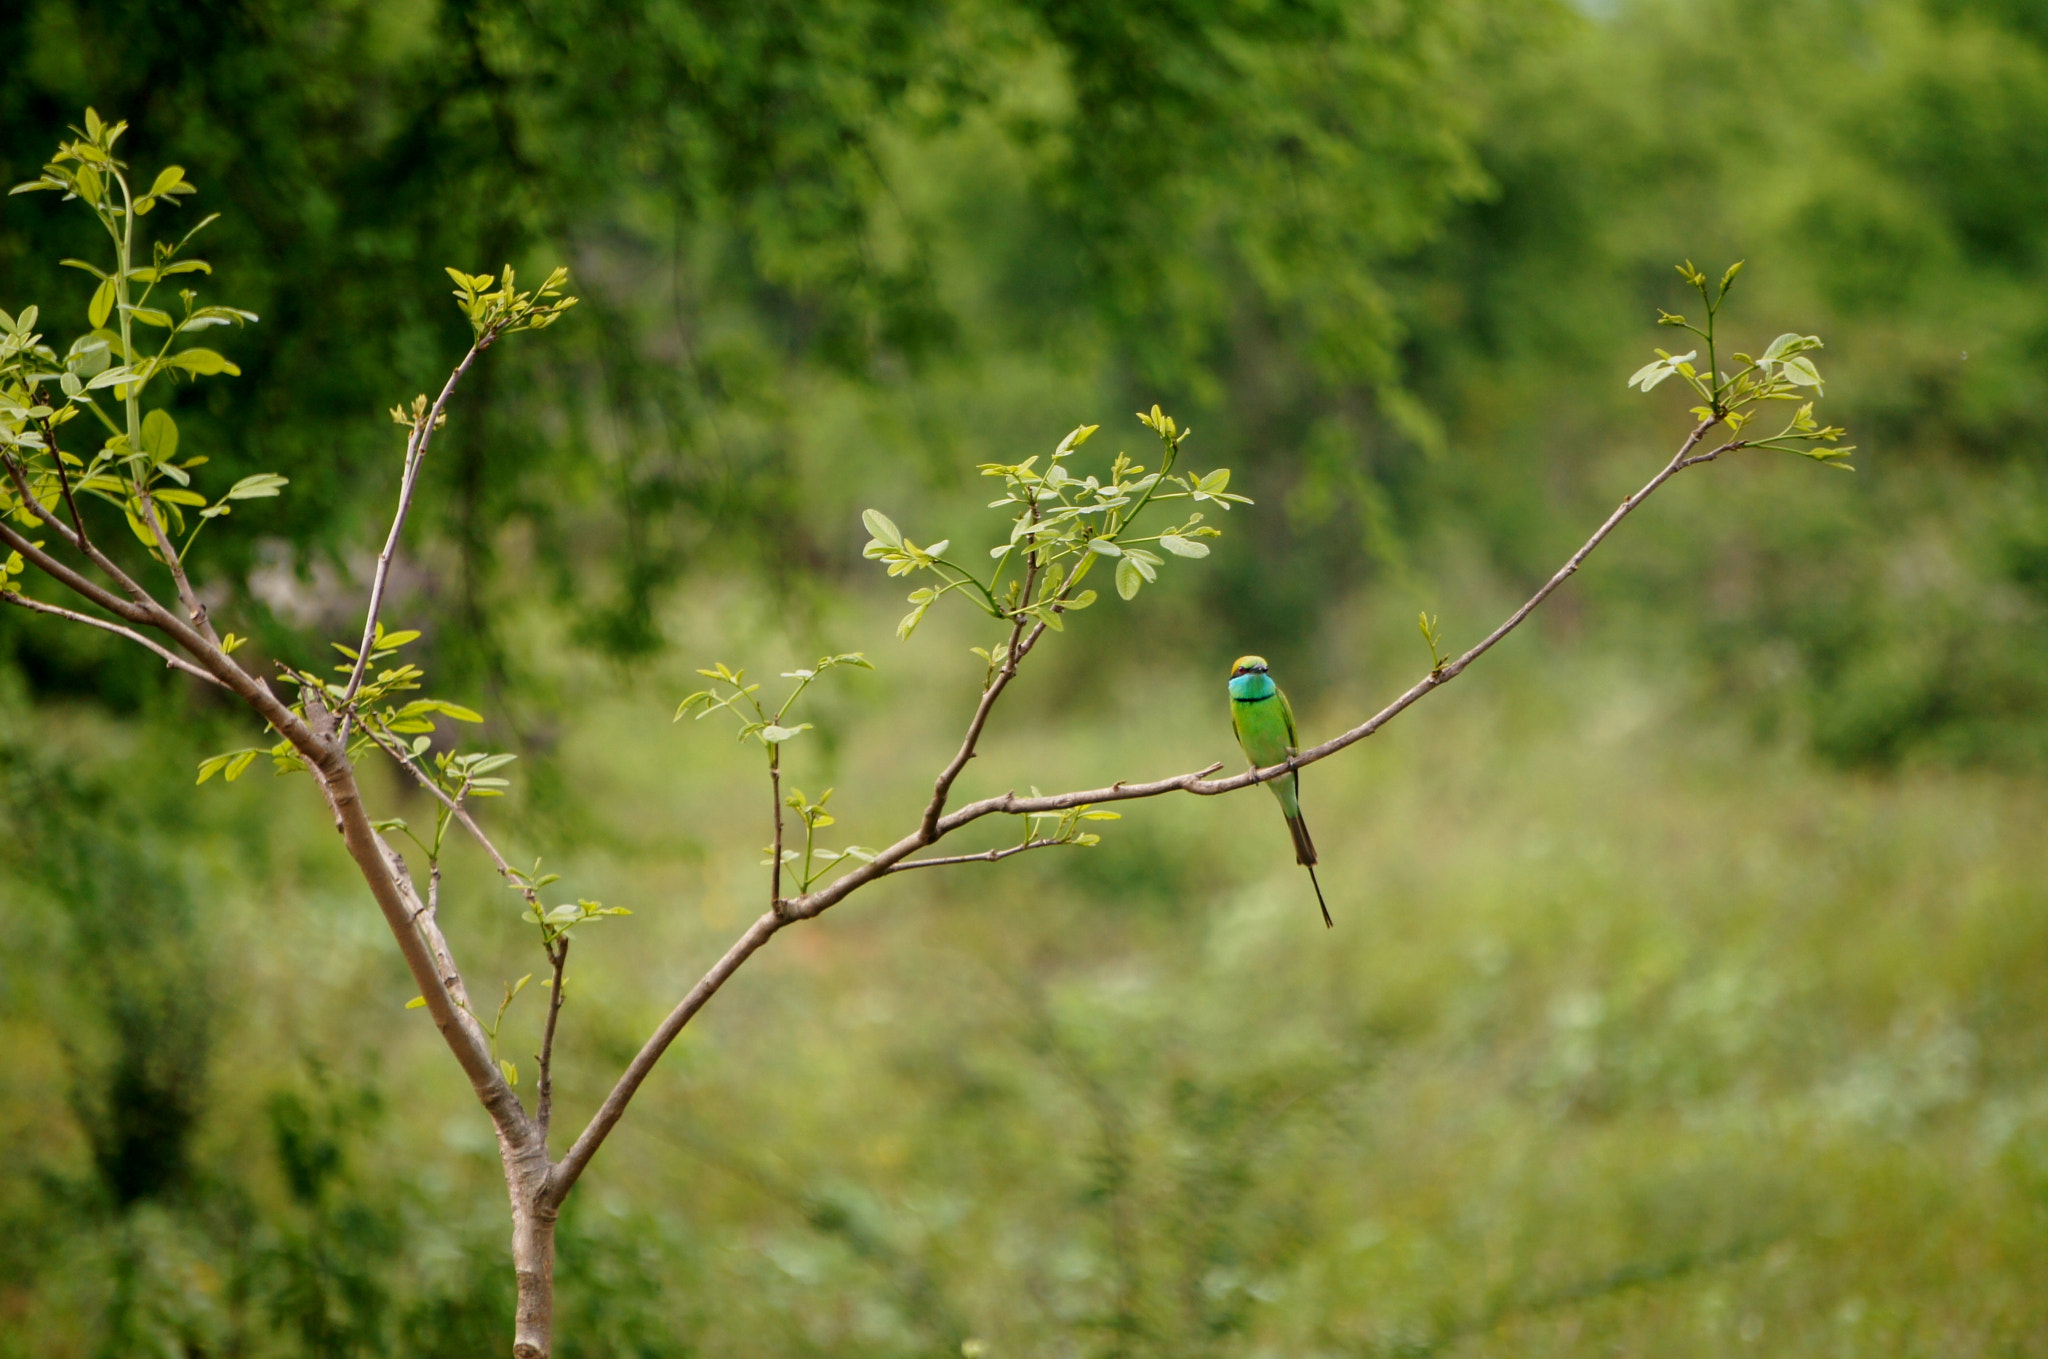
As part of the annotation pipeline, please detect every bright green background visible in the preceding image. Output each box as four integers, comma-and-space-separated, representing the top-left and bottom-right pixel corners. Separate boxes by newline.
4, 0, 2048, 1353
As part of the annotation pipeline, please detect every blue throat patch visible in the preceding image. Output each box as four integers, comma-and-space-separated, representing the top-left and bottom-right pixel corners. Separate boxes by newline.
1229, 671, 1277, 703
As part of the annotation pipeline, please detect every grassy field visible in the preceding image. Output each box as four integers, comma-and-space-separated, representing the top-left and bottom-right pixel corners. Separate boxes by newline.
6, 580, 2044, 1356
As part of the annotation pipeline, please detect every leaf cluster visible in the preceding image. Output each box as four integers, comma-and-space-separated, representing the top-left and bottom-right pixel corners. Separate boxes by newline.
1, 111, 276, 568
1020, 792, 1123, 850
445, 267, 579, 345
1629, 262, 1854, 467
863, 406, 1248, 646
673, 654, 872, 747
765, 787, 879, 893
196, 624, 485, 784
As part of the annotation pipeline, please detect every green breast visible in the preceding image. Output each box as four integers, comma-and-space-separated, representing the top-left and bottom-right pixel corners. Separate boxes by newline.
1232, 692, 1294, 766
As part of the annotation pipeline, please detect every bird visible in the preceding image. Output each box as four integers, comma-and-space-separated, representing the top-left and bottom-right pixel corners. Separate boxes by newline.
1228, 655, 1332, 928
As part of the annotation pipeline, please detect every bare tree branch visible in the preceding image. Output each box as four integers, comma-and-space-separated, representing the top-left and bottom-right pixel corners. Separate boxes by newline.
0, 482, 515, 1138
887, 837, 1066, 873
920, 585, 1034, 841
361, 724, 542, 904
0, 589, 226, 685
536, 938, 569, 1143
4, 513, 512, 1122
39, 421, 93, 550
290, 692, 517, 1124
769, 745, 786, 913
134, 487, 219, 644
384, 834, 478, 1018
342, 335, 495, 709
548, 910, 784, 1204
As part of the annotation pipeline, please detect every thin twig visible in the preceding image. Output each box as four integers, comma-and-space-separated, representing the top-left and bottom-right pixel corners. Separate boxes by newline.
134, 487, 218, 644
361, 724, 540, 903
39, 421, 91, 549
342, 335, 495, 709
921, 605, 1032, 840
0, 590, 225, 685
536, 937, 569, 1143
2, 454, 86, 555
887, 838, 1065, 872
769, 746, 785, 914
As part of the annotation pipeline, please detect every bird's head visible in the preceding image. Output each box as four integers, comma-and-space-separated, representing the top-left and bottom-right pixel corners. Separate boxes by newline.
1229, 655, 1269, 678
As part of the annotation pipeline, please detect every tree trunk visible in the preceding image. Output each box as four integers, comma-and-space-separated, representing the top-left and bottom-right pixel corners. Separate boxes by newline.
512, 1192, 559, 1359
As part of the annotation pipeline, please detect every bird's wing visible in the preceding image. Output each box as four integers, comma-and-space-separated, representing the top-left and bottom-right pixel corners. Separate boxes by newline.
1278, 685, 1301, 755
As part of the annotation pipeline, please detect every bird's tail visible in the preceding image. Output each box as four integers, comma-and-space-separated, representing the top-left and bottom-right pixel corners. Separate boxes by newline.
1285, 812, 1317, 867
1305, 862, 1333, 930
1286, 813, 1333, 929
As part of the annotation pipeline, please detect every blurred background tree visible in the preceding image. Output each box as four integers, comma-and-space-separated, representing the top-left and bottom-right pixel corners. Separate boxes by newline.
4, 0, 2048, 1354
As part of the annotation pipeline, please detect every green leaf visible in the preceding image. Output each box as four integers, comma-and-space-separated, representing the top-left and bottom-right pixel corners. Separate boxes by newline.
1055, 424, 1100, 455
1780, 356, 1823, 389
225, 472, 289, 500
429, 701, 485, 722
167, 348, 241, 377
1115, 556, 1144, 600
196, 749, 259, 784
897, 596, 933, 639
500, 1058, 518, 1088
405, 996, 428, 1010
89, 277, 116, 330
1088, 538, 1123, 557
1760, 333, 1807, 364
862, 508, 904, 549
1157, 534, 1209, 558
141, 409, 179, 463
67, 335, 111, 378
759, 723, 812, 744
124, 502, 160, 549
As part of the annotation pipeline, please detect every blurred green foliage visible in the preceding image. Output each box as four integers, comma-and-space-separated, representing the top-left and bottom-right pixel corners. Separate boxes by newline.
0, 0, 1514, 682
1401, 0, 2048, 767
4, 0, 2048, 1352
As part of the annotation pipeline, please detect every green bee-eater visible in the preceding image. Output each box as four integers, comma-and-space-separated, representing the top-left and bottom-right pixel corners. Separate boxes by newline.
1228, 655, 1332, 928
